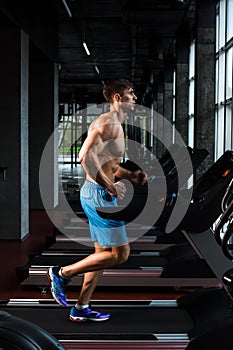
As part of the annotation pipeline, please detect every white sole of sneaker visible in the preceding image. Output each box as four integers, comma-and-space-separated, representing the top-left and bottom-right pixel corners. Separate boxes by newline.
69, 316, 110, 322
69, 316, 87, 322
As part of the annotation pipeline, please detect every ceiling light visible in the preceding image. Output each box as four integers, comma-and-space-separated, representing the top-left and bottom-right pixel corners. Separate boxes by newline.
61, 0, 72, 18
83, 42, 91, 56
94, 65, 100, 74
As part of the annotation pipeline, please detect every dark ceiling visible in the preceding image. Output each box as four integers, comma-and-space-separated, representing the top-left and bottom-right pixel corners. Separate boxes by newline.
57, 0, 195, 104
0, 0, 195, 105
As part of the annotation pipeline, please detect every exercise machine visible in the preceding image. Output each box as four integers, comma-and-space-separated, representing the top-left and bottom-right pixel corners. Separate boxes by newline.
0, 309, 65, 349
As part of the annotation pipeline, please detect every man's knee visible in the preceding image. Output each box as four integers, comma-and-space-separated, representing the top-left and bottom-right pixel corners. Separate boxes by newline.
112, 244, 130, 265
117, 253, 129, 265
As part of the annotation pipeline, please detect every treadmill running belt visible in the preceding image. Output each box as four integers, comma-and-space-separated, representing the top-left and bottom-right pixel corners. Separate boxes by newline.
29, 255, 167, 269
1, 306, 193, 340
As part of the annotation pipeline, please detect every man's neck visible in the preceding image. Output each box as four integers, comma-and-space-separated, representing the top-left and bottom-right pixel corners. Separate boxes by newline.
109, 104, 127, 123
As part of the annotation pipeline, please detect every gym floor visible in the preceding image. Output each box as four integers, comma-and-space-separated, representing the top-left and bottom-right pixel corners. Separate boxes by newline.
0, 210, 185, 301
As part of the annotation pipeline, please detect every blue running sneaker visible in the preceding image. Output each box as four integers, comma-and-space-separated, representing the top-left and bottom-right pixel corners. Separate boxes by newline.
47, 266, 71, 306
69, 306, 110, 322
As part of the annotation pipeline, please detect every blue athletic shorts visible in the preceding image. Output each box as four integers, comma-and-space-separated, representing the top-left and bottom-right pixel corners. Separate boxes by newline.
80, 180, 128, 247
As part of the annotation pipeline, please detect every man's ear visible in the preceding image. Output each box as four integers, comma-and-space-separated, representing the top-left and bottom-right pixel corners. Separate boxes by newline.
114, 94, 121, 102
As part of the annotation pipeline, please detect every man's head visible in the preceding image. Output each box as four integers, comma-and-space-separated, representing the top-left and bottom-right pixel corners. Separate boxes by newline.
103, 79, 134, 103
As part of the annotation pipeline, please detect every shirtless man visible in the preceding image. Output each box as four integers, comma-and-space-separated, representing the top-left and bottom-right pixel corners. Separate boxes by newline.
48, 79, 147, 322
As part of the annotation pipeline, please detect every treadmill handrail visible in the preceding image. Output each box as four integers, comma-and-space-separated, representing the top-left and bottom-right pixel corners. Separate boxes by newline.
221, 178, 233, 212
221, 218, 233, 260
215, 198, 233, 246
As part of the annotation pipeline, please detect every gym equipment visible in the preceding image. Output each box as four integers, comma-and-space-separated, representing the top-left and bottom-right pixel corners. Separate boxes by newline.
186, 159, 233, 349
112, 145, 208, 226
214, 177, 233, 259
0, 310, 65, 349
48, 145, 207, 256
57, 145, 208, 247
97, 151, 233, 231
16, 241, 217, 289
1, 288, 233, 350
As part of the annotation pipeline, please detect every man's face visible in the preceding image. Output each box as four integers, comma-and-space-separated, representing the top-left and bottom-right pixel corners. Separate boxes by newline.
120, 87, 137, 111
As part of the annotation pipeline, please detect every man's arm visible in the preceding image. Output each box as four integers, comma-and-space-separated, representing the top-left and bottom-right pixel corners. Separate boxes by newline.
114, 166, 132, 180
115, 166, 147, 185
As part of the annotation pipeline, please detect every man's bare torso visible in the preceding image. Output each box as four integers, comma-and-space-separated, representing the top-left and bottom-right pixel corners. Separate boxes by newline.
86, 112, 125, 184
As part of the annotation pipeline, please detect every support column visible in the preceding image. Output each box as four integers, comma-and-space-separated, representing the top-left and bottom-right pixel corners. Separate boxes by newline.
29, 58, 59, 209
195, 0, 216, 168
0, 28, 29, 240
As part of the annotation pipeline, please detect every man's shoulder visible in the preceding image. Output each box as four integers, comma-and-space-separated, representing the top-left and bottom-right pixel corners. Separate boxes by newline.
88, 113, 120, 140
93, 112, 118, 128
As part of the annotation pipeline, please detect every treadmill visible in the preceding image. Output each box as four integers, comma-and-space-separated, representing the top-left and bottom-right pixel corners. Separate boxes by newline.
16, 152, 233, 289
3, 150, 233, 349
16, 241, 216, 289
50, 145, 208, 251
52, 222, 168, 252
29, 146, 207, 283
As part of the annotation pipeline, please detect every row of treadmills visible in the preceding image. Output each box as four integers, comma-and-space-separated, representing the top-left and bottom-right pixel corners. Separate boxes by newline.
16, 145, 216, 290
2, 149, 233, 349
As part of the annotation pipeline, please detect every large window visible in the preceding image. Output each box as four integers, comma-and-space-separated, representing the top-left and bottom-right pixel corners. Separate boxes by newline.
172, 69, 176, 143
215, 0, 233, 159
188, 39, 195, 148
58, 103, 100, 166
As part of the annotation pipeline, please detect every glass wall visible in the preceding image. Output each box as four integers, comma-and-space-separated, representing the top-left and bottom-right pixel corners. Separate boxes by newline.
215, 0, 233, 159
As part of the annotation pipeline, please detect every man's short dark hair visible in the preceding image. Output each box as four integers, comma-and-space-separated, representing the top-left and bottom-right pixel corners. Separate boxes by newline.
103, 79, 133, 103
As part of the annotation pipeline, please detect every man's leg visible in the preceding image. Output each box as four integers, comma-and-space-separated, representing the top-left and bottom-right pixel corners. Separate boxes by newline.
78, 270, 104, 304
47, 243, 130, 307
77, 243, 109, 305
68, 243, 130, 322
61, 242, 130, 278
69, 269, 108, 322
